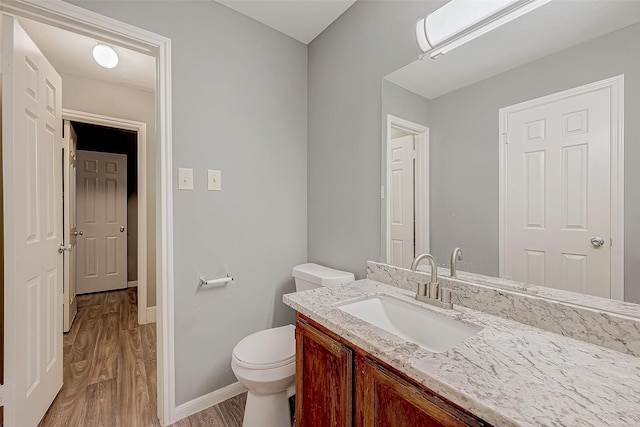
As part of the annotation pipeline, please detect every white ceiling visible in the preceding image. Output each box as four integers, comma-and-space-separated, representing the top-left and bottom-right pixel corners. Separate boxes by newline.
385, 1, 640, 100
19, 17, 156, 93
216, 0, 357, 44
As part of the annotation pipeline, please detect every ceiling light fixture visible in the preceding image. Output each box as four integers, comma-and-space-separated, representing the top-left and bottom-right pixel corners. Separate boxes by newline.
416, 0, 551, 60
93, 44, 119, 69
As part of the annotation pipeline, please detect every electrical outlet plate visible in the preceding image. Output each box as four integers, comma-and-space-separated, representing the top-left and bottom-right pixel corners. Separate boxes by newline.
208, 169, 221, 191
178, 167, 194, 190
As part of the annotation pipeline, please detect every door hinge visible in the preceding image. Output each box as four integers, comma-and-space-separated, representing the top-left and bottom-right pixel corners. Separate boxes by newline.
380, 186, 385, 199
502, 133, 509, 144
412, 150, 417, 159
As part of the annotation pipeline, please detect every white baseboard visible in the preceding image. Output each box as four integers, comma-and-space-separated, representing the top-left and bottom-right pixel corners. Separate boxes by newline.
173, 381, 247, 423
146, 306, 157, 323
128, 280, 138, 288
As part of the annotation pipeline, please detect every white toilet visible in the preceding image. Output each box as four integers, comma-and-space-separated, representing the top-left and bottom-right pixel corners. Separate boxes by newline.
231, 263, 355, 427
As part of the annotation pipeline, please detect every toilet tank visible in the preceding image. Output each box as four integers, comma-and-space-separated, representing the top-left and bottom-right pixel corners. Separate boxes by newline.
292, 263, 355, 292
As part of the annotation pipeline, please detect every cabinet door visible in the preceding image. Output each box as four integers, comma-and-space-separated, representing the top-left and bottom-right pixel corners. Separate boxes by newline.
296, 318, 353, 427
360, 358, 486, 427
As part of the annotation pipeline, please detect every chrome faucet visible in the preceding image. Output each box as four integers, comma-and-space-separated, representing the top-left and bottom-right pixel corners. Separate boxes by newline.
410, 254, 452, 309
410, 253, 438, 298
450, 247, 463, 278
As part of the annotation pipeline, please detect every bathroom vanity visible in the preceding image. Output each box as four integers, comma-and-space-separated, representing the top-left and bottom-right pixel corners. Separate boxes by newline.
283, 262, 640, 427
295, 314, 488, 426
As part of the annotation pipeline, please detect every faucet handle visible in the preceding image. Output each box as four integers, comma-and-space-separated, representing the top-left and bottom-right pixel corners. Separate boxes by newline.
417, 282, 428, 298
441, 288, 452, 304
429, 282, 439, 299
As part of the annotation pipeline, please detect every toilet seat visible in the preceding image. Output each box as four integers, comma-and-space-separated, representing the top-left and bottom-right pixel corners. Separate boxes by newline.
232, 324, 295, 370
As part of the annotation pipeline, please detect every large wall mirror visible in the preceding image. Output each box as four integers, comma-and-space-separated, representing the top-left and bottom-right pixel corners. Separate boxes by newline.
381, 1, 640, 304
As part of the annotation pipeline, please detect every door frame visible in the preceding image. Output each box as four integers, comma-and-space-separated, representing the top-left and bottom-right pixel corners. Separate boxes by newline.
384, 115, 430, 263
62, 120, 77, 333
1, 1, 176, 425
498, 75, 624, 300
63, 110, 152, 325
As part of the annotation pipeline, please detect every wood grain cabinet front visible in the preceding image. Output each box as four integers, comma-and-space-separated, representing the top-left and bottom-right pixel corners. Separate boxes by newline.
295, 317, 353, 427
358, 357, 487, 427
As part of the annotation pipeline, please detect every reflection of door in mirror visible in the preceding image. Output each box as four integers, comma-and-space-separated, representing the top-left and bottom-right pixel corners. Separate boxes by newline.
389, 133, 414, 268
500, 76, 623, 299
385, 116, 430, 269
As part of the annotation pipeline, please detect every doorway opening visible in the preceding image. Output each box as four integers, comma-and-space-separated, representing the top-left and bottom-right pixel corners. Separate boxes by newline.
384, 115, 430, 269
71, 121, 139, 295
2, 2, 175, 425
64, 111, 152, 326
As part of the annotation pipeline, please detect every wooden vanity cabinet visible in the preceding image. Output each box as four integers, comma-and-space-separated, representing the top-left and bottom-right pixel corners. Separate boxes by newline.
295, 314, 490, 427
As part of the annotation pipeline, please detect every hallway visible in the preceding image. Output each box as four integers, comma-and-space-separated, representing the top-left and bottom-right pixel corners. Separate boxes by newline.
39, 289, 246, 427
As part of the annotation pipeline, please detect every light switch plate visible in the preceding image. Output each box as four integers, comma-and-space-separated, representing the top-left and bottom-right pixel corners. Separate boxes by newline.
208, 169, 222, 191
178, 167, 194, 190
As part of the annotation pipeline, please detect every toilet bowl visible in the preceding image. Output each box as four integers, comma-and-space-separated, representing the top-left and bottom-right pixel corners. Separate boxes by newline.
231, 325, 296, 427
231, 263, 355, 427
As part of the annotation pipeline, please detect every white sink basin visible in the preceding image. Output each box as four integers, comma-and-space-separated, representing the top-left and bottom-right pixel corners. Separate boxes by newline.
338, 296, 481, 353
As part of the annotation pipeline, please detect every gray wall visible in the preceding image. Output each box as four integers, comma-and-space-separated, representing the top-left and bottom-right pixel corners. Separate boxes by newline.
426, 23, 640, 302
61, 73, 158, 306
308, 1, 442, 278
68, 1, 308, 405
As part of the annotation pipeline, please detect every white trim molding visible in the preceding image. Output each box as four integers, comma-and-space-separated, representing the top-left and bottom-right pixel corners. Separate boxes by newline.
62, 109, 151, 326
173, 382, 247, 423
384, 115, 430, 263
147, 306, 157, 323
498, 75, 624, 301
2, 1, 176, 425
128, 280, 139, 288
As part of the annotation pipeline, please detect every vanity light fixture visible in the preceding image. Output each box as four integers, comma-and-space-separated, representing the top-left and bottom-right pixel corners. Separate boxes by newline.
416, 0, 551, 59
92, 44, 119, 69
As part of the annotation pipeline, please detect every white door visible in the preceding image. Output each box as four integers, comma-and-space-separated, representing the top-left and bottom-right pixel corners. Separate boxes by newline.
63, 121, 78, 332
389, 135, 415, 268
76, 150, 127, 294
2, 16, 63, 427
505, 87, 611, 297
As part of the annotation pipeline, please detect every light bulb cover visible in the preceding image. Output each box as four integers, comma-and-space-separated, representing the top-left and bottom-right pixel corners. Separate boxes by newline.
416, 0, 551, 58
93, 44, 118, 69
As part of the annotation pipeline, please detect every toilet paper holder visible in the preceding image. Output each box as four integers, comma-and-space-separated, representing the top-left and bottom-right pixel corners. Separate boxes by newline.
199, 273, 234, 287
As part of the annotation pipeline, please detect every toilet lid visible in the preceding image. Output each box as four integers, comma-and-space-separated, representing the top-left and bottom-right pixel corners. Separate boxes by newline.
233, 324, 295, 369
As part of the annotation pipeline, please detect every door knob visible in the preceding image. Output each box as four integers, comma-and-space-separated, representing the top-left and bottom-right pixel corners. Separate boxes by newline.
58, 243, 72, 253
74, 231, 84, 236
591, 237, 605, 248
120, 226, 125, 232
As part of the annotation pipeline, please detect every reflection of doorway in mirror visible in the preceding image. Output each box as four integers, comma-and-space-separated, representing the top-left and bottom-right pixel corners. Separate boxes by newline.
385, 116, 430, 269
499, 76, 624, 300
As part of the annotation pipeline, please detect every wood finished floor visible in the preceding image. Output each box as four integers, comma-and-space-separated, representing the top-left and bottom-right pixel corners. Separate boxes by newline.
39, 288, 246, 427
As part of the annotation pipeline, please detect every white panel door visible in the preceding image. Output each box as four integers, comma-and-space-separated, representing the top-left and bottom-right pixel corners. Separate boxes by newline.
63, 121, 78, 332
2, 16, 63, 427
76, 150, 127, 294
506, 87, 611, 297
389, 135, 415, 268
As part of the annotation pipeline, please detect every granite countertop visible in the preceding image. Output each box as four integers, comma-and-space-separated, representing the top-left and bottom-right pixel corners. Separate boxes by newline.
283, 279, 640, 427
